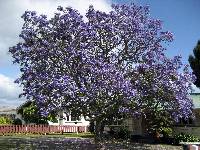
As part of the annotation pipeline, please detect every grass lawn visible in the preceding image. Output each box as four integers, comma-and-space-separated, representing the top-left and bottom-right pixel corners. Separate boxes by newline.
0, 132, 94, 138
0, 133, 183, 150
0, 136, 182, 150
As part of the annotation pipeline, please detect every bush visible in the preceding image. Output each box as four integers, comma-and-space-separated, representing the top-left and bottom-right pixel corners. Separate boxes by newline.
108, 126, 130, 139
161, 127, 172, 138
174, 133, 199, 144
37, 119, 48, 125
117, 126, 130, 139
13, 118, 22, 125
0, 116, 12, 125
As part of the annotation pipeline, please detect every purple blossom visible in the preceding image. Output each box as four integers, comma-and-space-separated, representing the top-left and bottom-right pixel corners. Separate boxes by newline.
9, 4, 194, 122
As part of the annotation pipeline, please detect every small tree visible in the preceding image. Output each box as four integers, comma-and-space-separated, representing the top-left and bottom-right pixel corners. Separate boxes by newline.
189, 40, 200, 87
13, 118, 22, 125
145, 110, 173, 138
17, 101, 57, 124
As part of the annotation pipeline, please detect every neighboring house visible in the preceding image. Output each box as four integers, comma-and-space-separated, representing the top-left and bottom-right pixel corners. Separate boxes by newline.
48, 110, 90, 127
16, 100, 89, 126
173, 93, 200, 138
0, 106, 24, 124
116, 93, 200, 137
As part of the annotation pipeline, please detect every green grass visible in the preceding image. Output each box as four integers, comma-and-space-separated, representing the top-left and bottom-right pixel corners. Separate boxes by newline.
0, 132, 94, 138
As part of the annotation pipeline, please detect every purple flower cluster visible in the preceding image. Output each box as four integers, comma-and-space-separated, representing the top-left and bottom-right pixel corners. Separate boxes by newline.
9, 4, 194, 121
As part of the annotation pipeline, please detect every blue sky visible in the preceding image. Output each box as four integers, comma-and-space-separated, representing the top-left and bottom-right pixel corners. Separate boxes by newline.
0, 0, 199, 107
114, 0, 200, 64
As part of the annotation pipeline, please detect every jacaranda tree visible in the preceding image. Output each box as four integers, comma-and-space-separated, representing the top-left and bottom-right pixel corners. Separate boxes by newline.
9, 4, 195, 140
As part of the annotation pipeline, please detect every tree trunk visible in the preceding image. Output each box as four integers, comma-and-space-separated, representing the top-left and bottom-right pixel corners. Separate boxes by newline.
94, 120, 104, 142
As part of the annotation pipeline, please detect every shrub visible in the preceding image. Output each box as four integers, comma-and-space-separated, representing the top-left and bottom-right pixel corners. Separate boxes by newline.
117, 126, 130, 139
174, 133, 199, 144
108, 126, 130, 139
13, 118, 22, 125
161, 127, 173, 138
0, 116, 12, 125
37, 119, 48, 125
118, 127, 130, 139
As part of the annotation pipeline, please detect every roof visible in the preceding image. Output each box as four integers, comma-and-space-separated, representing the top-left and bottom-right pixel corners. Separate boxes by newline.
0, 106, 16, 111
0, 107, 16, 114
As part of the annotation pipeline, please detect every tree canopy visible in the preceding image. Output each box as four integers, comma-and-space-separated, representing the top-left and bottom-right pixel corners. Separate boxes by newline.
9, 3, 195, 139
189, 40, 200, 87
17, 100, 57, 124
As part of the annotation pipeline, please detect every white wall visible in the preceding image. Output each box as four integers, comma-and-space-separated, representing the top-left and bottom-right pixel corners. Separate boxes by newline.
48, 110, 90, 126
173, 126, 200, 138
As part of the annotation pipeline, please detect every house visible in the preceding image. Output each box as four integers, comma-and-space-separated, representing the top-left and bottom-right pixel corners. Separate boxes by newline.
0, 103, 89, 127
0, 106, 24, 124
48, 110, 90, 127
16, 100, 90, 126
173, 93, 200, 138
114, 93, 200, 137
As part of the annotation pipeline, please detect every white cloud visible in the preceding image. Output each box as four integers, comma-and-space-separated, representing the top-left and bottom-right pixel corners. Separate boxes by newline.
0, 0, 111, 106
0, 0, 112, 66
0, 74, 25, 107
21, 0, 112, 17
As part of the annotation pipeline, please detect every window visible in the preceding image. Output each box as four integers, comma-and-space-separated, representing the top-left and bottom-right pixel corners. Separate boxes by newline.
71, 114, 81, 121
64, 112, 70, 121
65, 115, 70, 121
178, 117, 193, 125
